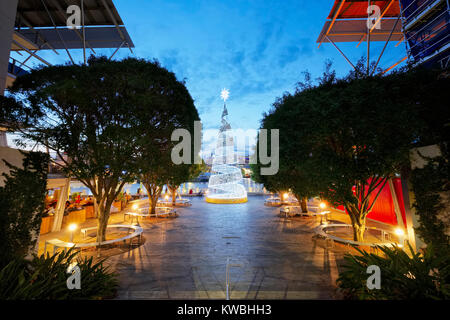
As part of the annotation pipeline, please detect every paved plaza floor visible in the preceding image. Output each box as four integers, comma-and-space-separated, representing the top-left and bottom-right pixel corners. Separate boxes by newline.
102, 196, 348, 300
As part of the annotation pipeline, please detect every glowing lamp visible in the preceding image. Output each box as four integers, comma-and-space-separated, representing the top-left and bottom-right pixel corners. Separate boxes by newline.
283, 193, 289, 200
395, 228, 406, 247
319, 202, 326, 209
68, 223, 77, 242
165, 195, 169, 201
132, 204, 138, 211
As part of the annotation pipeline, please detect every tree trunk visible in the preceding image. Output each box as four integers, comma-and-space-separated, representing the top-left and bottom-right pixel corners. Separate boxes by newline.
96, 197, 113, 242
147, 197, 152, 214
150, 194, 158, 215
293, 193, 308, 213
347, 205, 366, 242
353, 222, 366, 243
144, 183, 161, 215
300, 198, 308, 213
170, 185, 177, 206
97, 212, 108, 243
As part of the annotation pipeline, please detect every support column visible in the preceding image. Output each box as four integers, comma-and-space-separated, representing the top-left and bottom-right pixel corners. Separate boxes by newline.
401, 177, 421, 252
51, 178, 70, 232
389, 178, 405, 230
0, 0, 18, 94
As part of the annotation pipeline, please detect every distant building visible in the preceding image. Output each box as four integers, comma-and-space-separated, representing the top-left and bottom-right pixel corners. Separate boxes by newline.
0, 0, 134, 235
400, 0, 450, 68
1, 0, 134, 147
317, 0, 449, 74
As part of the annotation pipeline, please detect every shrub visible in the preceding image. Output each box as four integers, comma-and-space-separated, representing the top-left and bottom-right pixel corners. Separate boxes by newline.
0, 151, 48, 267
410, 147, 450, 254
336, 244, 450, 300
0, 249, 118, 300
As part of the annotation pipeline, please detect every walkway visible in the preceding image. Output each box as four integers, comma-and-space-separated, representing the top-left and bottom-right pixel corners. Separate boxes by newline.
104, 196, 348, 299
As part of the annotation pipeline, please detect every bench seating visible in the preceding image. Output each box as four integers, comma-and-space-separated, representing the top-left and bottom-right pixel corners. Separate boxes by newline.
314, 223, 397, 250
125, 206, 177, 219
280, 205, 330, 219
44, 224, 143, 255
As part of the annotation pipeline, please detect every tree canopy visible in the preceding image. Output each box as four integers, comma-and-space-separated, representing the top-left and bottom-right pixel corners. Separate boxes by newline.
253, 64, 449, 241
7, 56, 200, 241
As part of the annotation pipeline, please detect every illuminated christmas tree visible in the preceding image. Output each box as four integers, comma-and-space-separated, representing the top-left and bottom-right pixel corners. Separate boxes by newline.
206, 89, 247, 204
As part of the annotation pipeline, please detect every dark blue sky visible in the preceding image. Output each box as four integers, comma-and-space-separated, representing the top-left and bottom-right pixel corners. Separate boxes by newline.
14, 0, 407, 154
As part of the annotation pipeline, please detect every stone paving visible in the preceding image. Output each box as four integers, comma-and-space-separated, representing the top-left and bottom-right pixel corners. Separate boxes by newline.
102, 196, 349, 300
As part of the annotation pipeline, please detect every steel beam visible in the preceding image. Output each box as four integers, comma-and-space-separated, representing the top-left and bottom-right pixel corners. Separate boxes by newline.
11, 40, 51, 65
40, 0, 75, 64
318, 0, 346, 48
325, 35, 357, 71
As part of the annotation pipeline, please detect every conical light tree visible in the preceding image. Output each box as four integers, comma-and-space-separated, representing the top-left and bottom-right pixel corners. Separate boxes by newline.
206, 89, 247, 204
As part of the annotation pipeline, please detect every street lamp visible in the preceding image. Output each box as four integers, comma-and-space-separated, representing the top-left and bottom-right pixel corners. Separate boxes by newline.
132, 204, 138, 211
319, 202, 326, 211
395, 228, 405, 247
68, 223, 77, 242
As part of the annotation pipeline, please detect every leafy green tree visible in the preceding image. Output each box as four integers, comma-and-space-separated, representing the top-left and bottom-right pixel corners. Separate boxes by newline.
256, 64, 446, 241
126, 60, 200, 212
166, 161, 205, 206
7, 56, 198, 241
0, 151, 48, 266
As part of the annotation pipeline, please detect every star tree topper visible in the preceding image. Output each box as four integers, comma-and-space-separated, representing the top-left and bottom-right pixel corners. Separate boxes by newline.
221, 88, 230, 102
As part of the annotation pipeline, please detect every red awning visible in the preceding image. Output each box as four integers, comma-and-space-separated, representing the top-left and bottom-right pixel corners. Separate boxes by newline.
327, 0, 400, 19
317, 0, 402, 43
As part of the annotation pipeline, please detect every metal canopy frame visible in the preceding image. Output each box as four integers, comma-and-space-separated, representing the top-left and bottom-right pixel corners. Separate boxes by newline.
317, 0, 408, 75
12, 0, 134, 67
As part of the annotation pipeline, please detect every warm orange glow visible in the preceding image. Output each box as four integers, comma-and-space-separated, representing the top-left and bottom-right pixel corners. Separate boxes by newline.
395, 228, 405, 236
165, 195, 169, 200
132, 204, 138, 211
68, 224, 77, 232
283, 193, 289, 200
319, 202, 326, 209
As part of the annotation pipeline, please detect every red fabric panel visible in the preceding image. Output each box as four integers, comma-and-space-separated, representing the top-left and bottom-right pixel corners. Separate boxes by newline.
332, 178, 401, 226
366, 179, 398, 225
327, 0, 400, 19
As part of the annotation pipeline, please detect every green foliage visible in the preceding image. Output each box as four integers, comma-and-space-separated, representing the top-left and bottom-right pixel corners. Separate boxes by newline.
0, 248, 118, 300
253, 63, 449, 240
8, 56, 199, 241
0, 95, 24, 127
337, 244, 450, 300
0, 151, 48, 267
410, 147, 450, 253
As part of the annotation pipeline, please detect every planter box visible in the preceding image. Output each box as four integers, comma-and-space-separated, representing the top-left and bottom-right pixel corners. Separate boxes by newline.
63, 208, 86, 226
84, 205, 95, 219
40, 216, 54, 235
